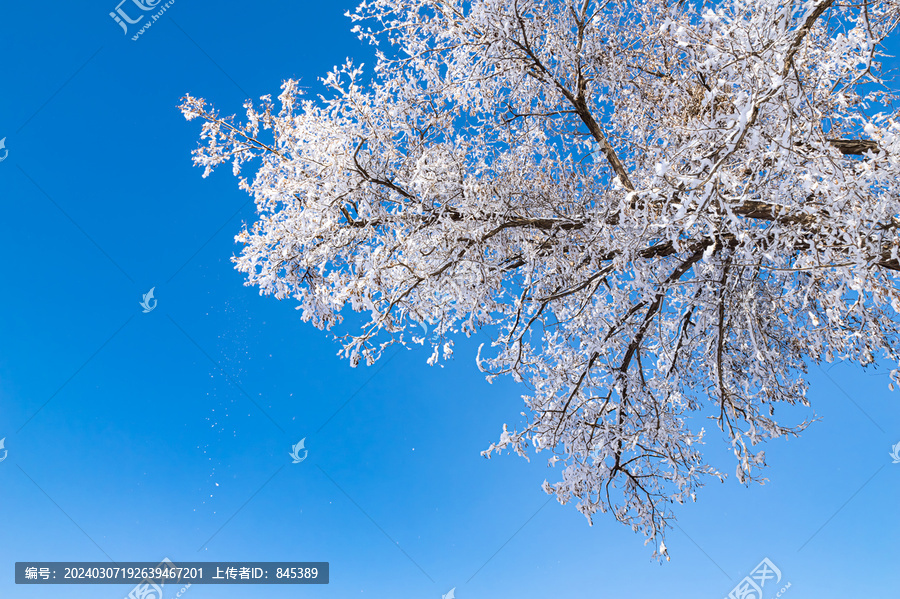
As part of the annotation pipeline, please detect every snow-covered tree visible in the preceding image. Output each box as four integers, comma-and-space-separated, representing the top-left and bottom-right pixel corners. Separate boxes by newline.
180, 0, 900, 555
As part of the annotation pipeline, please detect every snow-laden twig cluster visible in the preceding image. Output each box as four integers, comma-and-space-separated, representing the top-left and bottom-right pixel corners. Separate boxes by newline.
181, 0, 900, 555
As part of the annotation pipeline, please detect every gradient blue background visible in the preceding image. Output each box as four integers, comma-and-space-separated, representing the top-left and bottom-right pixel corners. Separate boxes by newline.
0, 1, 898, 597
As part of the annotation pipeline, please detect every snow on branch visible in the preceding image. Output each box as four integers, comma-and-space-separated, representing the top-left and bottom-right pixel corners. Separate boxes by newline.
181, 0, 900, 556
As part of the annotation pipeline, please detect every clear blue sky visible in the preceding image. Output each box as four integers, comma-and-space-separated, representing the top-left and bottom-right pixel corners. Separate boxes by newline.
0, 1, 898, 598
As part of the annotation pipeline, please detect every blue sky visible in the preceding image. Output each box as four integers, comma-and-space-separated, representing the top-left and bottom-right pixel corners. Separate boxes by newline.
0, 1, 898, 598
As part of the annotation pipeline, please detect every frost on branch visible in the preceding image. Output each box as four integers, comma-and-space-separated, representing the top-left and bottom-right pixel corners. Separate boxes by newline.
181, 0, 900, 553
